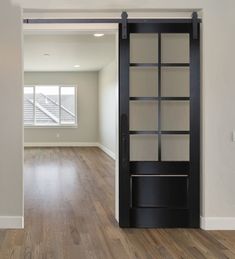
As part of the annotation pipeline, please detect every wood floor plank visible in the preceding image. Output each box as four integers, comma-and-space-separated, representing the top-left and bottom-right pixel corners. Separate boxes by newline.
0, 147, 234, 259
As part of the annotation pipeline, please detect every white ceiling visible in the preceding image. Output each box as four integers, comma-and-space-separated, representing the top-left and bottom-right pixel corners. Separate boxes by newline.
24, 34, 116, 72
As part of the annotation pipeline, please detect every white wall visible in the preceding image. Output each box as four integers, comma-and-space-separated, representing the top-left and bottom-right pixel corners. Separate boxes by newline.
24, 72, 99, 145
200, 1, 235, 229
98, 60, 117, 158
0, 0, 23, 228
7, 0, 210, 10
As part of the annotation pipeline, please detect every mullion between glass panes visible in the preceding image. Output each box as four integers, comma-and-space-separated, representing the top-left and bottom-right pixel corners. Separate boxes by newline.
158, 33, 162, 162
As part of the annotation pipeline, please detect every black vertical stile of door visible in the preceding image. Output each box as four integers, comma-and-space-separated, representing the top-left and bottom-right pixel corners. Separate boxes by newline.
119, 22, 130, 227
119, 18, 200, 228
189, 21, 200, 227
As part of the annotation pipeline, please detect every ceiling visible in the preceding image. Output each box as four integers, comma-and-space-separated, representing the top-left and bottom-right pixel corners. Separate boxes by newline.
24, 34, 116, 72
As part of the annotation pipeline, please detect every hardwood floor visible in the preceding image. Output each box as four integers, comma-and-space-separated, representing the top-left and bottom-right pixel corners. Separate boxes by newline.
0, 147, 235, 258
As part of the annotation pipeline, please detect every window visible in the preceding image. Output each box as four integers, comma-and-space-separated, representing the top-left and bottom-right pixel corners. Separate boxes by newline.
24, 85, 77, 126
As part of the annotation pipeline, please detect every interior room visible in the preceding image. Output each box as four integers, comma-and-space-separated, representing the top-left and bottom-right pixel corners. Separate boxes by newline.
24, 32, 117, 154
1, 1, 235, 258
23, 30, 119, 244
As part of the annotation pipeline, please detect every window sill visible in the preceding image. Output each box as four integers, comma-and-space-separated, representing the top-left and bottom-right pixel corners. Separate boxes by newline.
24, 125, 78, 129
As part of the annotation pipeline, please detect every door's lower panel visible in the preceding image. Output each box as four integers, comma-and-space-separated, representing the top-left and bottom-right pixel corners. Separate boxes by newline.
130, 208, 188, 228
132, 176, 188, 208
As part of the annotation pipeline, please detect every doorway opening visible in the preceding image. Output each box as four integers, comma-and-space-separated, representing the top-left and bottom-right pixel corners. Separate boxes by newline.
23, 24, 120, 227
23, 13, 201, 228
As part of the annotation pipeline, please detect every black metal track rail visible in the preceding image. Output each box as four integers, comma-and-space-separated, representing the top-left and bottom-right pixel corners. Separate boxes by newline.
23, 18, 201, 24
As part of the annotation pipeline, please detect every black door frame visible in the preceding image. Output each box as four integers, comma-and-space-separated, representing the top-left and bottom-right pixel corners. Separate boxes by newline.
24, 13, 201, 228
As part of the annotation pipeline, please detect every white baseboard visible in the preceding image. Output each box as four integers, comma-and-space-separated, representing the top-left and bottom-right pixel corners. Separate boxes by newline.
201, 216, 235, 230
0, 216, 24, 229
24, 142, 116, 160
24, 142, 99, 147
98, 144, 116, 160
3, 144, 113, 229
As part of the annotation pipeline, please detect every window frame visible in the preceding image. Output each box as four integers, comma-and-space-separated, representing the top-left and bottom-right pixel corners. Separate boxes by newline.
24, 84, 78, 128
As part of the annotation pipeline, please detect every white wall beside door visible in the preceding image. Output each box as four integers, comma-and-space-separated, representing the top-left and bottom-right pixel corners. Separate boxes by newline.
98, 60, 117, 159
0, 0, 23, 228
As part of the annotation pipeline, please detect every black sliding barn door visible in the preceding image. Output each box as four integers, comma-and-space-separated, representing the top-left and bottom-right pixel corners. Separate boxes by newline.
119, 19, 200, 228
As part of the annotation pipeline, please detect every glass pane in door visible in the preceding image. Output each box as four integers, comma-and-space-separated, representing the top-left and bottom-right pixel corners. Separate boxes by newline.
130, 67, 158, 97
130, 135, 158, 161
130, 34, 158, 63
161, 67, 189, 97
161, 101, 189, 131
130, 101, 158, 131
161, 135, 189, 161
161, 34, 189, 63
